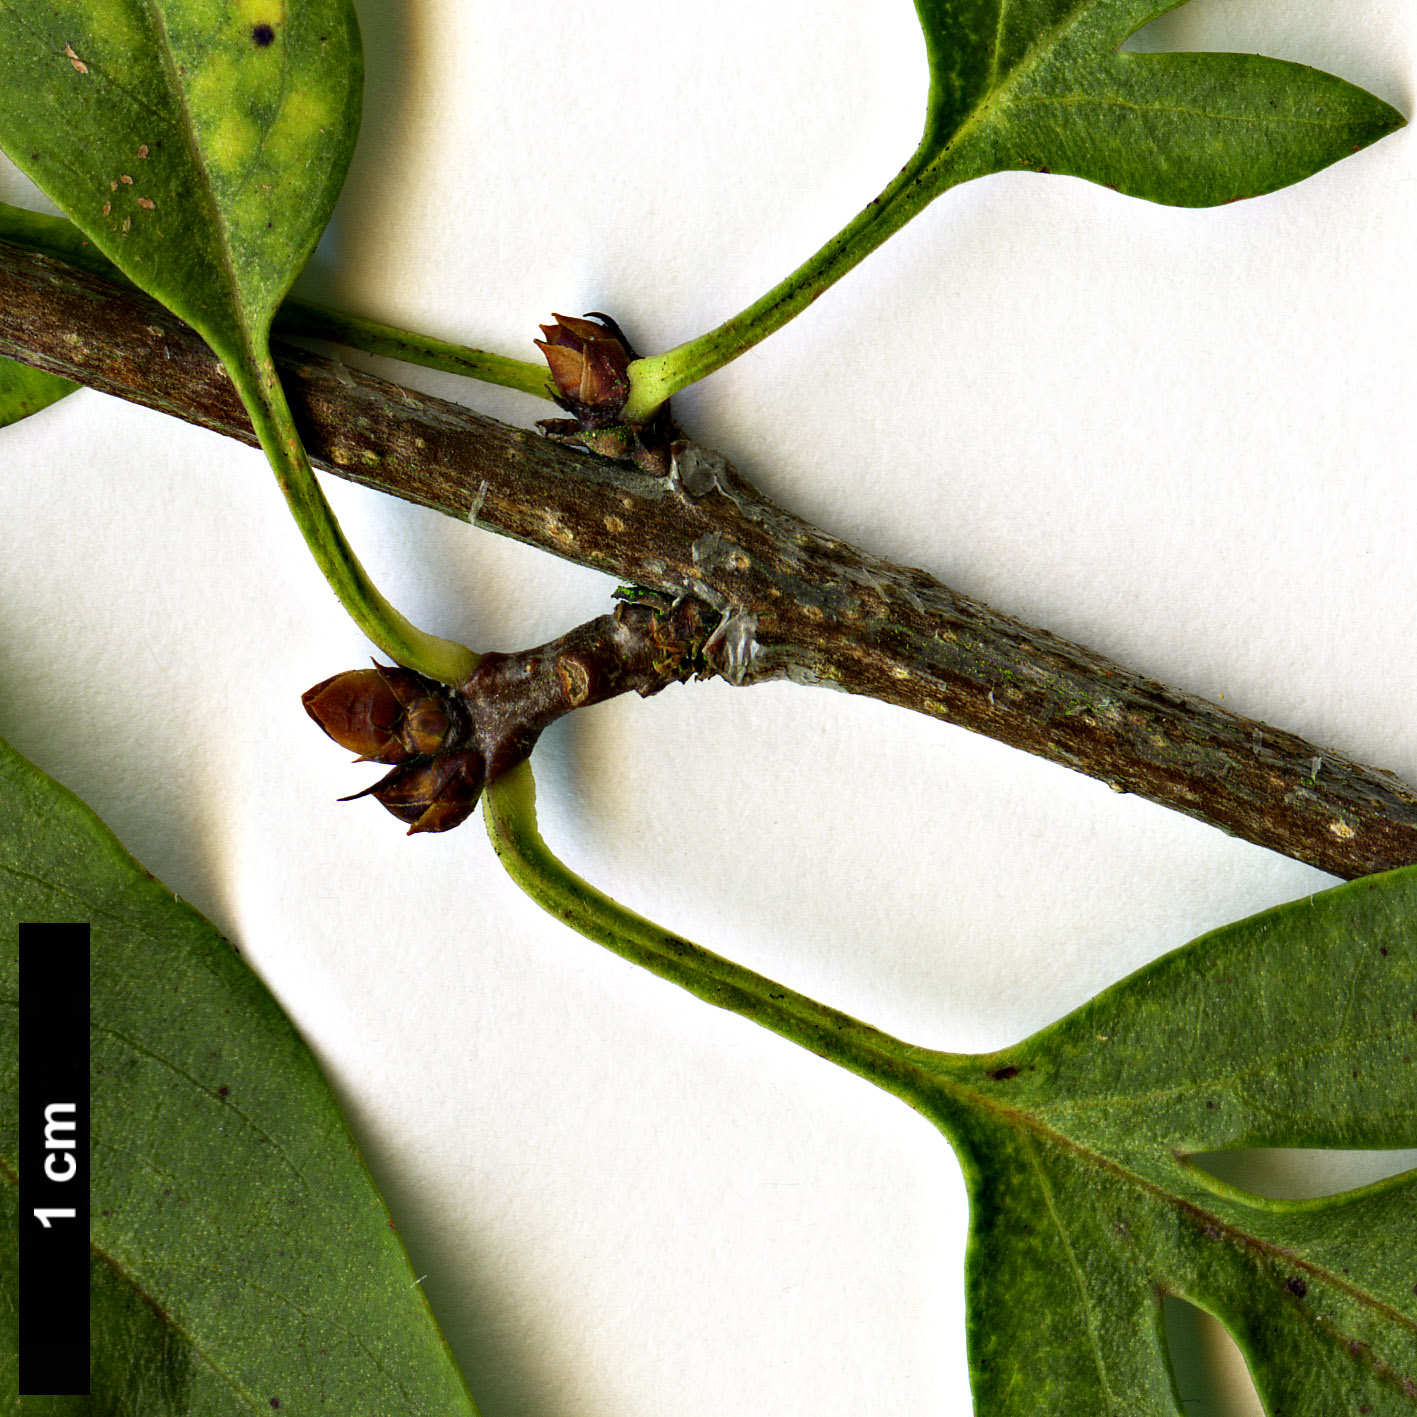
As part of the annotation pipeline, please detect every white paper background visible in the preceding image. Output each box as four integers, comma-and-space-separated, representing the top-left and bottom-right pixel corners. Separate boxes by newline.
2, 2, 1414, 1413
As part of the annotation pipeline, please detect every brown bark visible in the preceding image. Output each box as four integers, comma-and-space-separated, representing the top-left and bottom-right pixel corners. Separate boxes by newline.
2, 237, 1414, 879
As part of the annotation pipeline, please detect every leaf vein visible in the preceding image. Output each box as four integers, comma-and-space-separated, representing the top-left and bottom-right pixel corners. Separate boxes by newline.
1017, 92, 1368, 129
1025, 1130, 1123, 1412
92, 1019, 315, 1197
89, 1239, 293, 1416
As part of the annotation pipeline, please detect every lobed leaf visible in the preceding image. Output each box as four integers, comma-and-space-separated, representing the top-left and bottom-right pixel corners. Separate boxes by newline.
0, 732, 481, 1415
925, 869, 1417, 1415
912, 0, 1406, 205
620, 0, 1405, 417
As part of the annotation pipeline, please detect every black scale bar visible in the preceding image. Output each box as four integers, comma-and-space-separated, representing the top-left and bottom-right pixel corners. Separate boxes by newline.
18, 922, 90, 1396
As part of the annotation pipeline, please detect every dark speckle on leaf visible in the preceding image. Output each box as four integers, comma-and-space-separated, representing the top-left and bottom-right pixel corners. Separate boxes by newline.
252, 23, 276, 46
1285, 1277, 1308, 1298
986, 1065, 1020, 1081
217, 1085, 229, 1098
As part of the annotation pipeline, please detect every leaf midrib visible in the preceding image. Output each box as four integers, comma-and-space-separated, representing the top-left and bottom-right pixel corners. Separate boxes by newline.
920, 5, 1342, 194
949, 1076, 1417, 1344
1020, 89, 1357, 129
0, 1157, 265, 1414
921, 0, 1097, 172
137, 0, 265, 364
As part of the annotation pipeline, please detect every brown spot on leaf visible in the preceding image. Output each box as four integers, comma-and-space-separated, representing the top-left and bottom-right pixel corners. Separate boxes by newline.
119, 174, 133, 184
64, 43, 88, 74
138, 144, 149, 158
137, 197, 154, 209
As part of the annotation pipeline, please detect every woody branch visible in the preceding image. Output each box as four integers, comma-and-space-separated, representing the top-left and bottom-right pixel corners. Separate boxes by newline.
1, 238, 1414, 877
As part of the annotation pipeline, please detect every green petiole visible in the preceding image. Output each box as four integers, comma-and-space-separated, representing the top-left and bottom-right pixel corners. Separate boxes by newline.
231, 351, 479, 686
482, 762, 949, 1114
0, 201, 555, 406
621, 151, 937, 425
274, 301, 555, 403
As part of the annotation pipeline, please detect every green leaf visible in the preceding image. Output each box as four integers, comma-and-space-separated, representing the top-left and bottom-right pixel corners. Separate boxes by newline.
0, 5, 474, 682
0, 2, 360, 370
0, 732, 482, 1415
912, 0, 1407, 205
0, 356, 75, 429
927, 869, 1417, 1414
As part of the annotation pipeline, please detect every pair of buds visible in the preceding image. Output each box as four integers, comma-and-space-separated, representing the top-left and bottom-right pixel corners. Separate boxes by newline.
302, 665, 481, 834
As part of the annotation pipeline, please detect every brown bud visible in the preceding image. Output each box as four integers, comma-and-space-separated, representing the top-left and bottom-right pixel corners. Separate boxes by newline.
348, 749, 487, 835
535, 312, 633, 428
303, 664, 467, 763
302, 668, 407, 762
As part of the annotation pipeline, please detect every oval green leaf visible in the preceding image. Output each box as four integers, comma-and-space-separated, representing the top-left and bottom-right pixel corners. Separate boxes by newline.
0, 732, 481, 1415
0, 8, 476, 684
0, 2, 360, 369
